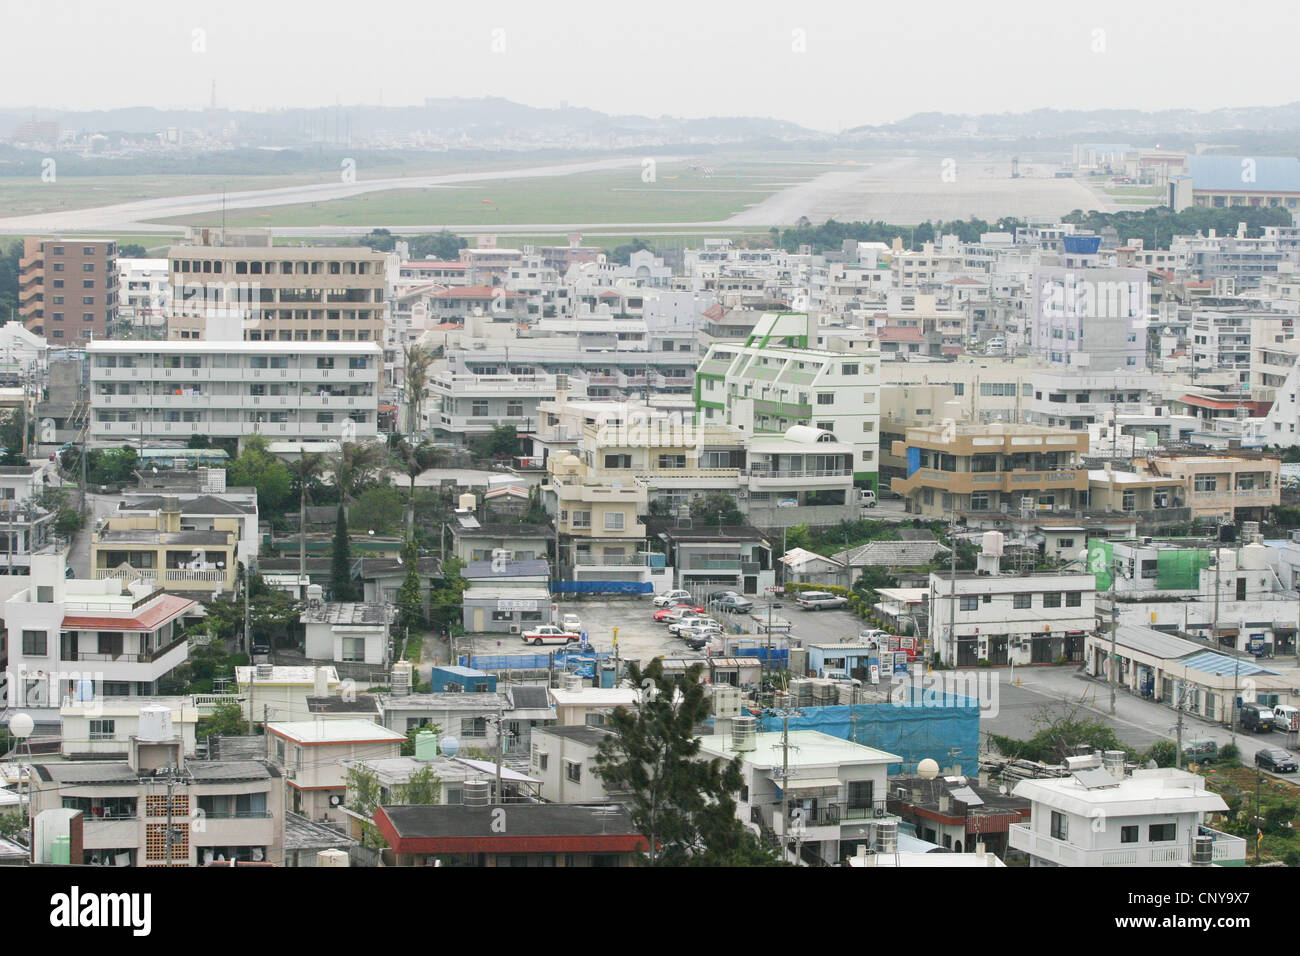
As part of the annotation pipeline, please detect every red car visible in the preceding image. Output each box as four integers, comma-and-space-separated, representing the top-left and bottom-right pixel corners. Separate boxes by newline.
653, 603, 704, 622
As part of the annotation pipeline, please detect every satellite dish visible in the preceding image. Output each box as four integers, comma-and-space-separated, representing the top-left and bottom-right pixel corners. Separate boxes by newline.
9, 713, 34, 739
439, 736, 460, 757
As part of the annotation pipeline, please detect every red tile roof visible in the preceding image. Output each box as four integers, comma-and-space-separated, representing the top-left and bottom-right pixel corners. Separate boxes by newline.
63, 593, 197, 632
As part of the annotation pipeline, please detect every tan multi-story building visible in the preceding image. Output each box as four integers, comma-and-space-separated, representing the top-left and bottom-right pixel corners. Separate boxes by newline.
19, 237, 118, 342
28, 721, 285, 867
1147, 455, 1280, 522
547, 451, 650, 585
166, 230, 386, 343
891, 422, 1089, 519
90, 497, 241, 597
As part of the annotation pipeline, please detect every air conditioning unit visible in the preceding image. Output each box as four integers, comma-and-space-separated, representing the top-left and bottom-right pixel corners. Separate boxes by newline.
328, 795, 343, 807
508, 625, 521, 635
737, 490, 748, 499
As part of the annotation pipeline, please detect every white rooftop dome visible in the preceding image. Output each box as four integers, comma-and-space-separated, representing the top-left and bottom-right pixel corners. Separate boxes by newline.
783, 425, 835, 443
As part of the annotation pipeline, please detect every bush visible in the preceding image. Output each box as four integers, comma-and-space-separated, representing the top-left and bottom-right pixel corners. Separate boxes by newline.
1145, 739, 1178, 768
1220, 743, 1241, 762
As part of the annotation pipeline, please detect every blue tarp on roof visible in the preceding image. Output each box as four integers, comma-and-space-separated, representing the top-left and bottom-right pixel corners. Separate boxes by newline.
1180, 650, 1277, 678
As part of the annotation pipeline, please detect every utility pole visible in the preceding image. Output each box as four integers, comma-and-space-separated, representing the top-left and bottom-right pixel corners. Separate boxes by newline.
945, 506, 956, 673
1110, 398, 1118, 461
780, 710, 790, 863
494, 704, 505, 803
1175, 683, 1187, 769
1109, 562, 1119, 715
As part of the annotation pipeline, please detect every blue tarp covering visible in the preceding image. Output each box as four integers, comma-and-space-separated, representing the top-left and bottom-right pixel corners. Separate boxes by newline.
907, 446, 921, 477
728, 647, 789, 664
752, 696, 979, 775
552, 581, 654, 594
461, 652, 612, 671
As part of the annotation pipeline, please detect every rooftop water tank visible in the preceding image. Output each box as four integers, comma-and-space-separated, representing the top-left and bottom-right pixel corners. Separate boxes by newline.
982, 531, 1005, 557
463, 779, 491, 807
415, 730, 438, 760
731, 714, 757, 752
874, 820, 899, 855
138, 705, 174, 742
1240, 542, 1268, 571
458, 493, 476, 512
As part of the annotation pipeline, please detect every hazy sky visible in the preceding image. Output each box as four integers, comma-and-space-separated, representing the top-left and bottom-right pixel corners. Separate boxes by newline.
3, 0, 1298, 131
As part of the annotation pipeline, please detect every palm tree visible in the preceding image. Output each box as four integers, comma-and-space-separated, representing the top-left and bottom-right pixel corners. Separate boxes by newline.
288, 452, 326, 596
394, 439, 441, 537
403, 344, 433, 436
333, 441, 386, 504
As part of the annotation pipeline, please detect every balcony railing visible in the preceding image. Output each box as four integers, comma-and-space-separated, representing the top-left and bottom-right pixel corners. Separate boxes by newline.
68, 634, 188, 665
1008, 823, 1246, 865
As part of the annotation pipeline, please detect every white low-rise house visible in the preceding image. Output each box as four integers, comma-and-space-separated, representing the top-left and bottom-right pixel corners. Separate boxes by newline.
234, 665, 341, 725
5, 553, 198, 707
300, 601, 395, 667
60, 695, 199, 758
548, 685, 639, 727
529, 725, 617, 803
929, 534, 1095, 666
699, 726, 901, 865
1009, 767, 1246, 867
265, 719, 406, 825
88, 340, 382, 448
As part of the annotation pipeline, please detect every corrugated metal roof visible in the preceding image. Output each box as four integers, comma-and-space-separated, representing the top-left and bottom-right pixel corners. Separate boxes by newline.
1113, 624, 1204, 660
1180, 650, 1277, 678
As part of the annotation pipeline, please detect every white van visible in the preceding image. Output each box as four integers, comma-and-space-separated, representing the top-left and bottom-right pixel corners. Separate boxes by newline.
859, 489, 877, 509
1273, 704, 1300, 732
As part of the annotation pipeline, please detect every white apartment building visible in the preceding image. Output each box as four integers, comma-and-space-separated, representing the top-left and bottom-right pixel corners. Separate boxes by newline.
116, 258, 171, 334
929, 537, 1095, 667
59, 695, 199, 759
88, 340, 381, 447
1009, 767, 1245, 867
4, 553, 197, 707
1029, 265, 1148, 372
697, 312, 882, 485
529, 725, 617, 804
266, 719, 406, 825
699, 727, 901, 866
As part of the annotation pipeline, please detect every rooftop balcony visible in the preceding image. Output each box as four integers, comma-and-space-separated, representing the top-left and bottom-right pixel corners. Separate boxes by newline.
1008, 822, 1246, 866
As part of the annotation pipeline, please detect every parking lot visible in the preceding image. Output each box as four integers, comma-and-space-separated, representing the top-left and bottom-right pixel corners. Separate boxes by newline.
456, 598, 870, 668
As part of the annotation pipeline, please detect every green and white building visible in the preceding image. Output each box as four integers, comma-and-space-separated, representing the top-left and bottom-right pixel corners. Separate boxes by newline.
695, 313, 881, 487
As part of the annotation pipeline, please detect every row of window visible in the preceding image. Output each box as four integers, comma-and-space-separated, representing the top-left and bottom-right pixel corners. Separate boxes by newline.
172, 259, 377, 275
1050, 811, 1175, 844
957, 591, 1085, 611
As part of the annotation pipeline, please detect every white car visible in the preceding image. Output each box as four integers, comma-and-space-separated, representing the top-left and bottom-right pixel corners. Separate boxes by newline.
521, 625, 579, 646
662, 606, 706, 624
669, 616, 720, 637
675, 620, 724, 640
560, 613, 584, 634
653, 589, 693, 608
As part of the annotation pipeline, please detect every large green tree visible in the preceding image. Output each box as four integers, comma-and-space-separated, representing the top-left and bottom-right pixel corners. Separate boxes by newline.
228, 435, 292, 514
393, 439, 441, 536
594, 659, 782, 866
396, 538, 425, 633
351, 484, 404, 536
331, 504, 358, 601
332, 441, 386, 504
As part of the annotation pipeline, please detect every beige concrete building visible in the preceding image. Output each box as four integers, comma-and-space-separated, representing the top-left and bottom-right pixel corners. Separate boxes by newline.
1086, 466, 1186, 514
91, 497, 240, 597
1147, 455, 1280, 521
166, 229, 386, 343
547, 451, 650, 584
28, 720, 285, 866
891, 422, 1089, 519
266, 719, 406, 826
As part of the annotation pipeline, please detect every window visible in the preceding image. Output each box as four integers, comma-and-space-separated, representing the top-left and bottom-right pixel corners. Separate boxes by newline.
1121, 825, 1139, 844
506, 400, 524, 418
604, 512, 625, 531
970, 492, 989, 511
316, 357, 335, 369
565, 760, 582, 783
1050, 811, 1068, 841
460, 718, 487, 738
604, 454, 632, 469
1013, 593, 1032, 609
841, 363, 858, 376
571, 511, 591, 529
657, 454, 686, 469
1066, 592, 1082, 607
1058, 538, 1074, 549
817, 393, 834, 405
1148, 823, 1176, 842
1194, 475, 1218, 492
22, 629, 47, 655
348, 356, 368, 369
341, 637, 365, 662
471, 401, 489, 417
1043, 593, 1062, 608
89, 719, 116, 741
959, 596, 978, 611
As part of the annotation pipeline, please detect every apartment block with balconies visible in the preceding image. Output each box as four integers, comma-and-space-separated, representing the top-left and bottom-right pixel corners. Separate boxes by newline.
88, 340, 381, 447
91, 497, 240, 598
696, 312, 882, 486
28, 728, 284, 867
892, 421, 1089, 519
546, 451, 649, 584
4, 553, 198, 707
165, 235, 386, 343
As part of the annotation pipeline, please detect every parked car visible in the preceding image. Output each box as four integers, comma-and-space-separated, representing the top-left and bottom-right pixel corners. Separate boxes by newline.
654, 603, 704, 622
707, 589, 741, 603
1273, 704, 1300, 732
653, 589, 693, 608
1181, 738, 1218, 764
672, 619, 723, 638
683, 634, 711, 651
560, 613, 583, 634
714, 594, 754, 613
1256, 748, 1299, 773
1239, 702, 1277, 733
667, 614, 712, 635
660, 605, 708, 624
521, 625, 579, 646
795, 591, 850, 611
858, 489, 876, 509
859, 628, 889, 644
